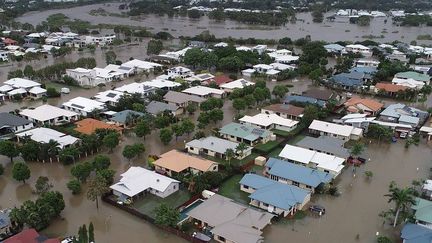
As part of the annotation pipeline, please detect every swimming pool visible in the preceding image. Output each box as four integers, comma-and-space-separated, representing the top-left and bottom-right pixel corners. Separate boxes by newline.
178, 199, 204, 224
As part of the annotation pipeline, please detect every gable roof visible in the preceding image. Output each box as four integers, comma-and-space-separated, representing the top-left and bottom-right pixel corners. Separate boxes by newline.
284, 95, 325, 107
110, 166, 179, 197
20, 105, 78, 122
309, 119, 363, 137
302, 88, 333, 101
153, 150, 218, 173
219, 122, 272, 142
182, 85, 225, 96
265, 158, 333, 187
401, 223, 432, 243
74, 118, 123, 135
296, 136, 350, 158
186, 136, 245, 155
62, 97, 106, 113
163, 91, 206, 104
412, 197, 432, 224
110, 110, 146, 124
395, 71, 431, 82
146, 101, 178, 115
262, 104, 305, 117
375, 82, 407, 92
331, 72, 365, 87
16, 127, 79, 149
240, 113, 298, 128
0, 112, 32, 128
344, 97, 384, 112
187, 194, 274, 243
219, 79, 254, 90
240, 174, 310, 210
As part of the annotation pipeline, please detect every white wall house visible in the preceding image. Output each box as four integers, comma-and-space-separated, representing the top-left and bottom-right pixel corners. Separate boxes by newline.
0, 112, 33, 135
308, 119, 363, 141
0, 50, 8, 62
62, 97, 106, 116
121, 59, 163, 74
111, 166, 180, 200
1, 78, 45, 99
93, 90, 125, 106
167, 66, 193, 79
16, 127, 79, 149
344, 44, 373, 57
115, 82, 157, 97
65, 68, 95, 86
239, 113, 299, 132
20, 105, 79, 126
84, 35, 116, 46
355, 59, 380, 67
219, 79, 254, 93
182, 86, 226, 98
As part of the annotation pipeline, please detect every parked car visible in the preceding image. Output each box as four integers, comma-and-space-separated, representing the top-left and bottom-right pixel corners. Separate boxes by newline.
309, 205, 326, 215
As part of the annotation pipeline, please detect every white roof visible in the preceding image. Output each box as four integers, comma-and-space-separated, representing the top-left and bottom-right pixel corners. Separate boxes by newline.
67, 67, 92, 73
253, 64, 273, 70
115, 82, 156, 95
371, 120, 412, 129
341, 113, 368, 120
121, 59, 162, 69
110, 167, 179, 197
4, 78, 41, 89
93, 90, 125, 103
104, 64, 133, 75
270, 63, 295, 71
93, 67, 121, 79
28, 86, 47, 95
346, 44, 370, 50
392, 77, 424, 89
62, 97, 105, 113
309, 120, 363, 138
142, 79, 181, 89
7, 88, 27, 95
423, 180, 432, 191
16, 127, 79, 149
182, 85, 225, 96
239, 113, 298, 128
214, 42, 228, 47
0, 85, 14, 92
20, 104, 78, 122
279, 144, 344, 174
220, 79, 254, 90
275, 55, 300, 62
236, 46, 251, 51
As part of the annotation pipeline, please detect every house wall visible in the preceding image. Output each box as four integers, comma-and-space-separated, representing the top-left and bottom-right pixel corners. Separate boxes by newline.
240, 184, 256, 194
250, 199, 290, 217
13, 123, 34, 133
274, 123, 297, 132
151, 182, 179, 198
309, 128, 349, 141
186, 145, 200, 155
214, 234, 235, 243
63, 105, 88, 116
264, 169, 315, 193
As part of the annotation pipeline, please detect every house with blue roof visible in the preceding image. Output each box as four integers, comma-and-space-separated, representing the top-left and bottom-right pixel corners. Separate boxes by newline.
378, 103, 429, 128
401, 223, 432, 243
328, 71, 366, 90
239, 174, 311, 217
264, 157, 333, 193
283, 95, 325, 107
109, 110, 147, 128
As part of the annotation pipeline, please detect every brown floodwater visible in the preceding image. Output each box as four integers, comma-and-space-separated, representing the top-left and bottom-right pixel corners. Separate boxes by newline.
16, 3, 432, 44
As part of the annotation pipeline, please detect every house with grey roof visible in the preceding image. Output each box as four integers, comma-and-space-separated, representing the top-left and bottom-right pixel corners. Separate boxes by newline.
145, 101, 182, 116
378, 103, 429, 128
240, 174, 311, 217
163, 91, 206, 108
324, 43, 345, 54
186, 193, 274, 243
185, 136, 252, 160
296, 136, 350, 158
0, 112, 33, 137
219, 122, 273, 146
264, 157, 333, 193
109, 110, 147, 127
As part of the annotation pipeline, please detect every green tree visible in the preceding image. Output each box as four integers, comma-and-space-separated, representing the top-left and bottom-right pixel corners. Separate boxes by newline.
159, 128, 173, 145
135, 120, 151, 139
357, 15, 371, 26
92, 154, 111, 171
71, 161, 93, 183
67, 179, 82, 195
122, 143, 145, 161
35, 176, 53, 195
384, 182, 416, 227
350, 142, 364, 158
377, 236, 392, 243
272, 85, 289, 99
233, 98, 246, 113
224, 148, 235, 166
181, 119, 195, 136
12, 162, 31, 183
96, 168, 116, 185
147, 39, 163, 55
105, 50, 117, 65
186, 103, 197, 115
103, 132, 120, 152
23, 65, 35, 78
184, 48, 204, 69
208, 109, 224, 123
87, 175, 109, 209
367, 124, 393, 142
154, 203, 180, 227
89, 222, 95, 243
0, 140, 20, 162
235, 142, 248, 158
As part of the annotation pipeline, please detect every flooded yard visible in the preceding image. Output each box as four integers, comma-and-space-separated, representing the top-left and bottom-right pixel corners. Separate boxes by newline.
15, 3, 432, 44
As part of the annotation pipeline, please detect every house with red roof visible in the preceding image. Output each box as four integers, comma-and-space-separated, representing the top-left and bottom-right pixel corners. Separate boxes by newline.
4, 228, 60, 243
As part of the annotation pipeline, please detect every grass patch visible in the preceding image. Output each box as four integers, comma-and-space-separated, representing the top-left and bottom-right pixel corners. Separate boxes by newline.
254, 140, 280, 153
271, 129, 292, 138
250, 165, 264, 175
287, 134, 306, 145
202, 152, 260, 167
218, 175, 250, 205
268, 146, 284, 158
133, 189, 191, 218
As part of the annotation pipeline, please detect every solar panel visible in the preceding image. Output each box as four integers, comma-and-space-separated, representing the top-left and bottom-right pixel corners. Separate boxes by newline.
106, 92, 117, 98
71, 103, 84, 109
240, 126, 249, 131
252, 128, 265, 136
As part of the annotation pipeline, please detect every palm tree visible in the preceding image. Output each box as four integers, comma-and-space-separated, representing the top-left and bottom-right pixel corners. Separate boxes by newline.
224, 148, 235, 166
46, 140, 60, 162
235, 142, 248, 159
384, 182, 416, 227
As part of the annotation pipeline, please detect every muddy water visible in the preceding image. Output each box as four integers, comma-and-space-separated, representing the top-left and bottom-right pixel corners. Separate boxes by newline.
16, 3, 432, 44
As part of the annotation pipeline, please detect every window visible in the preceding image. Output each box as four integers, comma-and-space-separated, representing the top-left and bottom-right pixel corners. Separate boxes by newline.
263, 203, 269, 207
243, 185, 249, 189
292, 181, 299, 187
218, 236, 226, 242
173, 185, 176, 190
306, 185, 312, 189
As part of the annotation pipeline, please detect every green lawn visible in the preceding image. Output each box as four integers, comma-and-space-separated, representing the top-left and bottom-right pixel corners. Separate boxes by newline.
218, 175, 250, 205
250, 165, 264, 175
254, 140, 281, 153
203, 152, 260, 167
268, 146, 284, 158
271, 129, 292, 138
287, 134, 306, 145
133, 189, 191, 219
